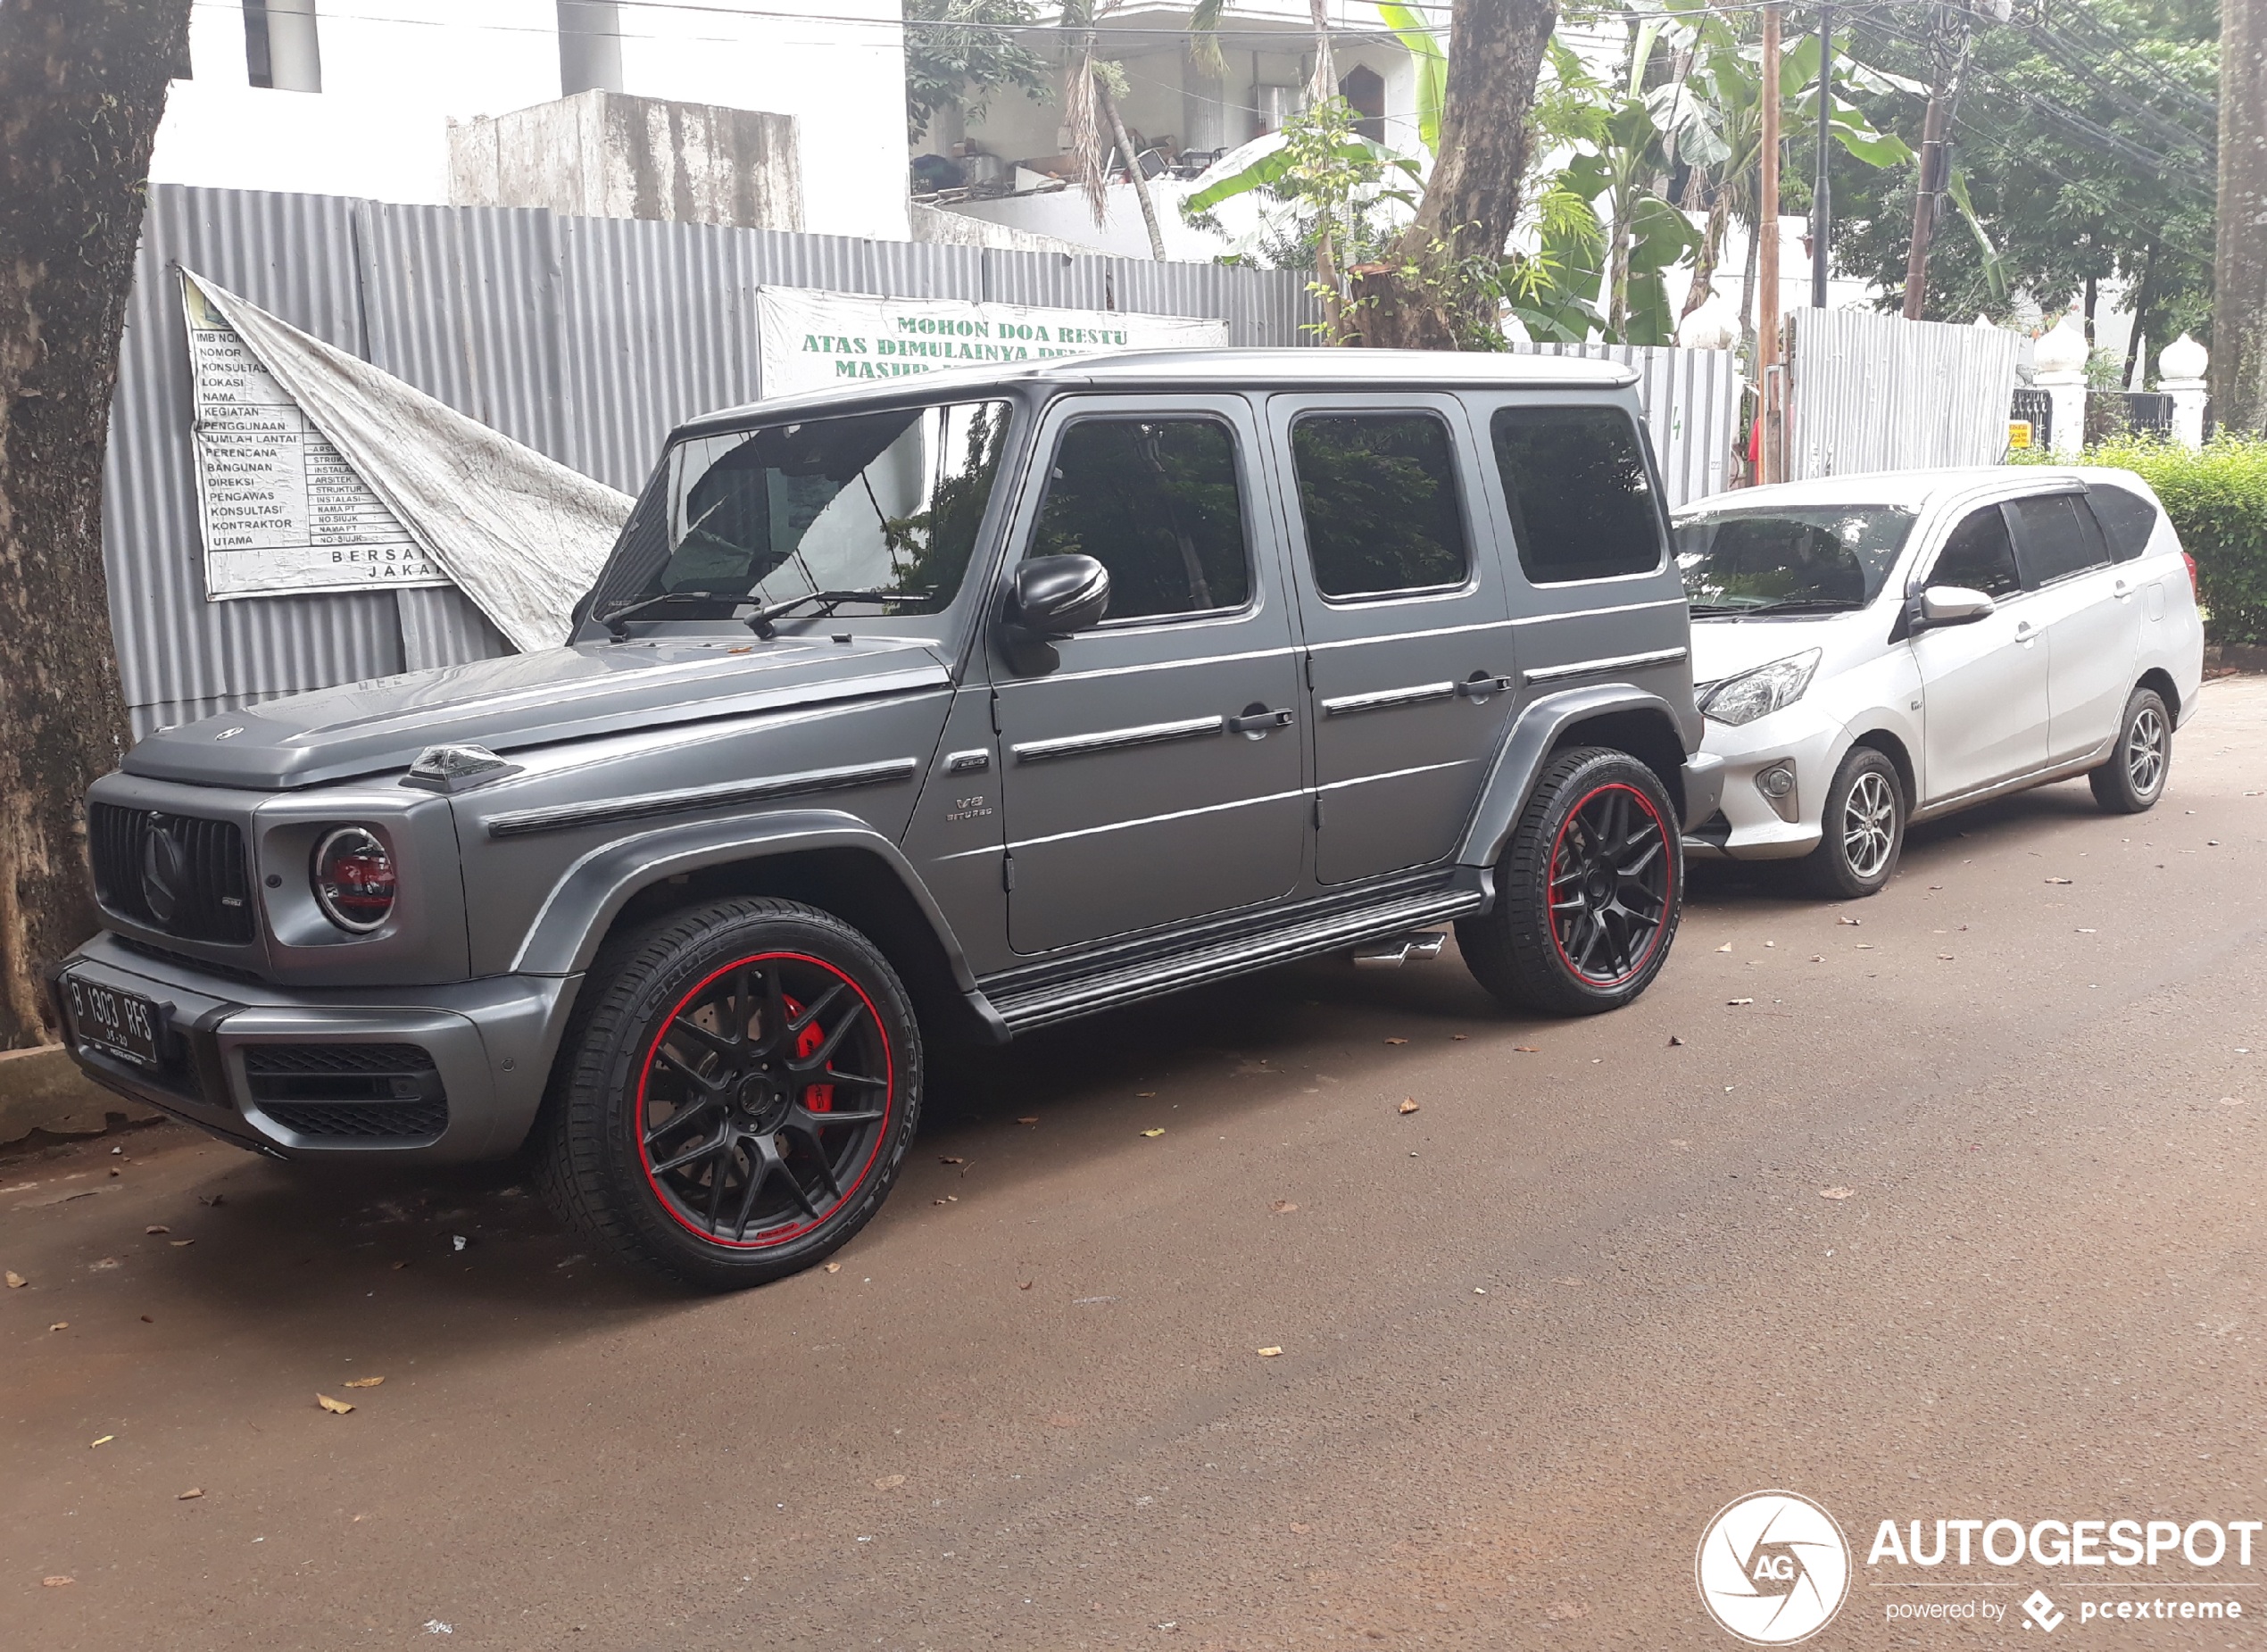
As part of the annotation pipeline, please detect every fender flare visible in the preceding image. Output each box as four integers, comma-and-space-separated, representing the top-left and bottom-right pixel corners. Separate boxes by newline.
1456, 685, 1707, 869
509, 807, 985, 998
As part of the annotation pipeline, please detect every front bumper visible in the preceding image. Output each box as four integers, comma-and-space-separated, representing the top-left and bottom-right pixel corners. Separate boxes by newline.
48, 934, 577, 1164
1682, 705, 1847, 861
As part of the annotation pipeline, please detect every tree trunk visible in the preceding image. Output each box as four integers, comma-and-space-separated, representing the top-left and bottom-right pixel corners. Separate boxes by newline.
1352, 0, 1559, 349
2216, 0, 2267, 434
1900, 89, 1948, 320
1680, 174, 1724, 323
1100, 88, 1167, 261
0, 0, 186, 1049
1307, 0, 1337, 103
2123, 241, 2159, 389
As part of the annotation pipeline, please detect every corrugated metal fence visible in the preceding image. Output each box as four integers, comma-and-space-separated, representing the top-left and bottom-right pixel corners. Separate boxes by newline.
104, 184, 1322, 735
1513, 340, 1740, 507
1785, 309, 2021, 480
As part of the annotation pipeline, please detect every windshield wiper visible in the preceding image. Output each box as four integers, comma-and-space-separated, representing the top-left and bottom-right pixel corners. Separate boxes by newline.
1687, 597, 1861, 617
743, 588, 929, 639
598, 590, 745, 640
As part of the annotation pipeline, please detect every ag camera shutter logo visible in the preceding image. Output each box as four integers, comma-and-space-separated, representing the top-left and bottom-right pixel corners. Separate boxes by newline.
1697, 1490, 1852, 1644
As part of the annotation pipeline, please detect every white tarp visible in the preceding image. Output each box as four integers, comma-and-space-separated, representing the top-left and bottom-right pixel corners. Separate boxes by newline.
756, 285, 1228, 398
182, 271, 635, 653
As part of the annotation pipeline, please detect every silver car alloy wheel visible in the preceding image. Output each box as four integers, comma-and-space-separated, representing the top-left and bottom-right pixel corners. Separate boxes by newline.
2125, 705, 2167, 798
1841, 769, 1897, 880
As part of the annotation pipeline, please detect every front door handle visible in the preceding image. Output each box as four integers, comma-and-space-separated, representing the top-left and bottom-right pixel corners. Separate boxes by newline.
2113, 579, 2133, 600
1228, 707, 1295, 736
1456, 673, 1515, 701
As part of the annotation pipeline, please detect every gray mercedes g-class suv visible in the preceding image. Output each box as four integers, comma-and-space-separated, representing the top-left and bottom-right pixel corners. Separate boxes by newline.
55, 349, 1720, 1288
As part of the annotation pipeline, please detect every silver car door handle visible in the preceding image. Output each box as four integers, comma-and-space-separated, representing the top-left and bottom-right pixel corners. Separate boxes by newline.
1226, 707, 1294, 735
2113, 580, 2133, 600
1455, 674, 1515, 701
2014, 618, 2035, 637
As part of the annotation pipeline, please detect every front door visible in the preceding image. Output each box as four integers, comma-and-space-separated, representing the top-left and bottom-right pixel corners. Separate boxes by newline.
2005, 491, 2141, 762
1266, 395, 1515, 885
992, 397, 1305, 955
1912, 502, 2050, 804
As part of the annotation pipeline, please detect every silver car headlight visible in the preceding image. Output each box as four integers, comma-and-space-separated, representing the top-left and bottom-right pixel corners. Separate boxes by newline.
1699, 649, 1822, 726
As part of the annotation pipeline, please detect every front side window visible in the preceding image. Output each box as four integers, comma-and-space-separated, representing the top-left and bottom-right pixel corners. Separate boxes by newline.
1928, 505, 2022, 598
1491, 406, 1664, 584
601, 399, 1012, 621
1027, 418, 1250, 623
2006, 493, 2110, 586
1677, 505, 1915, 614
1291, 413, 1471, 599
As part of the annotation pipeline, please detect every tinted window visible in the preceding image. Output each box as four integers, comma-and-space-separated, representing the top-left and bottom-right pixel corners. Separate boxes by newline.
1029, 418, 1250, 622
2086, 482, 2159, 563
599, 400, 1012, 617
1677, 505, 1914, 612
1928, 505, 2022, 598
1491, 406, 1663, 583
2006, 493, 2110, 585
1291, 413, 1470, 598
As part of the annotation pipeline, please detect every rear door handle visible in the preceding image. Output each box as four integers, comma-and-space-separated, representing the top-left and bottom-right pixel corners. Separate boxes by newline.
2113, 580, 2133, 600
1227, 707, 1294, 735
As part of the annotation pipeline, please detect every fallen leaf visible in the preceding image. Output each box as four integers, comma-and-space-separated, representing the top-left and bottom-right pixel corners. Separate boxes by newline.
825, 1262, 841, 1274
90, 1435, 114, 1448
145, 1225, 169, 1235
1668, 1035, 1685, 1047
390, 1261, 407, 1270
1137, 1091, 1158, 1097
1820, 1186, 1855, 1200
2045, 876, 2073, 884
2221, 1097, 2246, 1107
1513, 1045, 1540, 1053
1855, 942, 1876, 950
41, 1576, 71, 1588
1546, 1601, 1590, 1621
1383, 1038, 1408, 1046
1727, 997, 1755, 1006
1928, 884, 1944, 891
197, 1194, 225, 1208
49, 1321, 68, 1332
1715, 942, 1732, 952
1839, 916, 1862, 926
1398, 1099, 1421, 1115
169, 1239, 194, 1248
1270, 1200, 1299, 1215
178, 1488, 203, 1500
139, 1315, 153, 1324
938, 1156, 964, 1166
1016, 1116, 1039, 1125
1045, 1414, 1081, 1428
343, 1376, 385, 1389
4, 1270, 23, 1289
1291, 1521, 1313, 1534
1256, 1346, 1283, 1357
2077, 927, 2097, 934
317, 1394, 355, 1415
1017, 1280, 1034, 1290
873, 1474, 906, 1490
1451, 1034, 1468, 1041
1141, 1128, 1165, 1138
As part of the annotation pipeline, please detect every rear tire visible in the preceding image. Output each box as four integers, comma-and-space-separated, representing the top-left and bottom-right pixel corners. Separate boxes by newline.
1797, 747, 1904, 900
2089, 686, 2171, 814
1457, 747, 1682, 1017
535, 897, 921, 1291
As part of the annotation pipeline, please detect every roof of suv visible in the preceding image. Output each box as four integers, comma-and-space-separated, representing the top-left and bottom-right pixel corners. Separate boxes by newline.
678, 346, 1640, 436
1680, 466, 2127, 514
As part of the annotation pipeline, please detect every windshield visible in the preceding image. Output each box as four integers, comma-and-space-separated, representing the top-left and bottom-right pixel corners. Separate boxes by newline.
1675, 505, 1916, 612
594, 399, 1014, 624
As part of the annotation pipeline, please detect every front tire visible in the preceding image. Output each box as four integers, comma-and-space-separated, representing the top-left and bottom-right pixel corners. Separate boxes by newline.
2089, 686, 2172, 814
1797, 747, 1905, 899
535, 898, 921, 1291
1457, 746, 1682, 1016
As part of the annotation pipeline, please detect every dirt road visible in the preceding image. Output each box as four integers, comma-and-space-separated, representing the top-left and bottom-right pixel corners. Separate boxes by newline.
7, 678, 2266, 1649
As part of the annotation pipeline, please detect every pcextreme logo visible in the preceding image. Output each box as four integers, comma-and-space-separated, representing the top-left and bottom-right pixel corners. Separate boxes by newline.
1697, 1490, 1854, 1645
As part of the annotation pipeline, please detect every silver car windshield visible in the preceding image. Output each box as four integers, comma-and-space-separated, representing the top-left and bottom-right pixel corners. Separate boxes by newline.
1676, 505, 1916, 613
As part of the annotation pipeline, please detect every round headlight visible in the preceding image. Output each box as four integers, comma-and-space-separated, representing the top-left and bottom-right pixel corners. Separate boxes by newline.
311, 826, 397, 934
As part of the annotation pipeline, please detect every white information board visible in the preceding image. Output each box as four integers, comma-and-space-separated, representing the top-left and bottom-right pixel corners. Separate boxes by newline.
182, 275, 448, 600
755, 286, 1229, 400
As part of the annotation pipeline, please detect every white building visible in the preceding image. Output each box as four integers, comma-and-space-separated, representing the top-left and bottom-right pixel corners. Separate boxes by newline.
152, 0, 914, 240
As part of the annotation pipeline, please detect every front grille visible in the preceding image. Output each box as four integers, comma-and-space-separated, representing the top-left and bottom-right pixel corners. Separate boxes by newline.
89, 803, 255, 944
243, 1044, 448, 1142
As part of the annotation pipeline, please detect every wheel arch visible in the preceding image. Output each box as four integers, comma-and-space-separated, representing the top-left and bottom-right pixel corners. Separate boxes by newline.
1846, 726, 1916, 810
1457, 685, 1697, 869
2137, 667, 2181, 723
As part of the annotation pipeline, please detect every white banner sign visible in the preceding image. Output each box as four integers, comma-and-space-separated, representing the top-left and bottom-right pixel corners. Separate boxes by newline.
756, 285, 1229, 400
181, 275, 449, 600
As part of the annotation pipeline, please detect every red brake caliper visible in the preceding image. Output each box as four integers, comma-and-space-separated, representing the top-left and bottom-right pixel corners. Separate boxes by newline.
785, 994, 834, 1113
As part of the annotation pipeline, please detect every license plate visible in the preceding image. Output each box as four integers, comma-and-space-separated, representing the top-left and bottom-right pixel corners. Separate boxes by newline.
63, 973, 162, 1067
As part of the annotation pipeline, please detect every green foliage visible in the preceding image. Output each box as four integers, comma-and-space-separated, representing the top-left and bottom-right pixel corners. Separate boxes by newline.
903, 0, 1050, 147
1374, 2, 1446, 154
2078, 437, 2267, 646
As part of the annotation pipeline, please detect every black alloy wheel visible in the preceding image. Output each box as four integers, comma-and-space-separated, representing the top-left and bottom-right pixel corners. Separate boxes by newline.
1458, 746, 1682, 1016
536, 898, 921, 1289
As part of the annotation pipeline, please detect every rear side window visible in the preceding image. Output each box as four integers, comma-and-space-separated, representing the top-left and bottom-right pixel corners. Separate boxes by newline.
1291, 413, 1471, 598
1491, 406, 1664, 584
2006, 493, 2111, 586
1027, 417, 1250, 623
2086, 482, 2159, 563
1929, 505, 2022, 598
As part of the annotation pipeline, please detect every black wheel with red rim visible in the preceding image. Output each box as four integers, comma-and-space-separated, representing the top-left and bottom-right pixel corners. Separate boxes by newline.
536, 898, 921, 1290
1457, 746, 1683, 1016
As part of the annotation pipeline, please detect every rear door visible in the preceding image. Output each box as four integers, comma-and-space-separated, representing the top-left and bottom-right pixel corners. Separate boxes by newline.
2005, 490, 2137, 762
990, 396, 1305, 955
1267, 395, 1514, 885
1910, 502, 2049, 802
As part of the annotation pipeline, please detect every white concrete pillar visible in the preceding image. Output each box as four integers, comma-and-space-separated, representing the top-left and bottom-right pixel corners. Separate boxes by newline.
2033, 312, 2090, 460
2159, 332, 2209, 451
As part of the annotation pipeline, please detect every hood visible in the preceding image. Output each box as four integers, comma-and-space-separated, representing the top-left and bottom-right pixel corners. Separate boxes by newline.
1688, 609, 1887, 687
125, 635, 951, 790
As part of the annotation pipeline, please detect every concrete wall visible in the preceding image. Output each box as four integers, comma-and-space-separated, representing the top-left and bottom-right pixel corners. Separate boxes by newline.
450, 92, 802, 232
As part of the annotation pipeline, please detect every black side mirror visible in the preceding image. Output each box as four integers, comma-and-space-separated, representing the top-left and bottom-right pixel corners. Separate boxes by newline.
1007, 554, 1110, 641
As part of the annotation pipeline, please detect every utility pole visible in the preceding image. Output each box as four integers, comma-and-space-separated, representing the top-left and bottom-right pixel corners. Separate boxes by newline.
1813, 5, 1832, 308
1901, 4, 1971, 321
1757, 1, 1782, 481
2216, 0, 2267, 433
